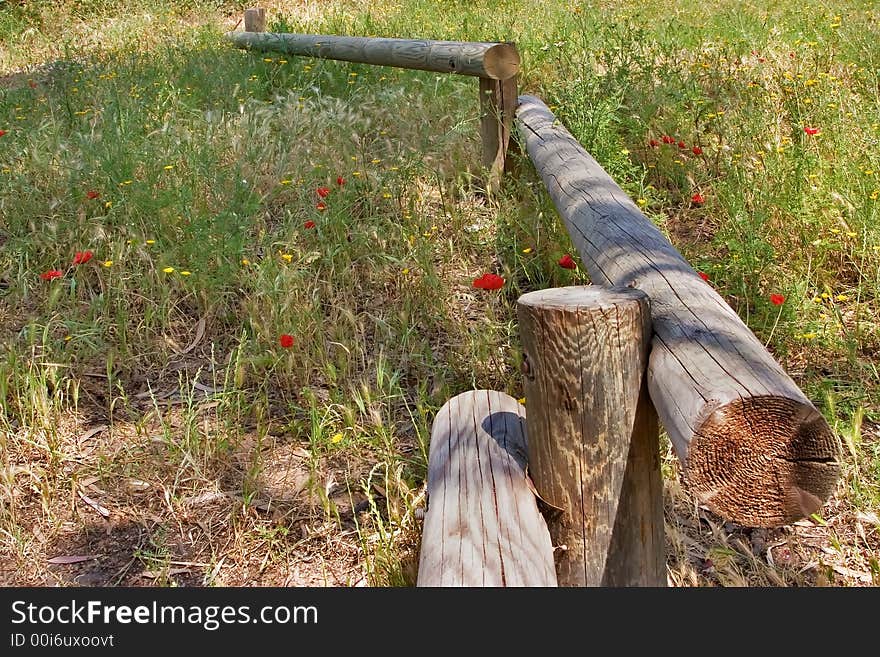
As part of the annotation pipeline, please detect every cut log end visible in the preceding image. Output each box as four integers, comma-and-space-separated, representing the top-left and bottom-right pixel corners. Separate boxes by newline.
686, 396, 841, 527
482, 43, 521, 80
517, 284, 648, 312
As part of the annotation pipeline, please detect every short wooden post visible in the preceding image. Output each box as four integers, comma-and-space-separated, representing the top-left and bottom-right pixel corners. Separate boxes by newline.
417, 390, 557, 586
479, 74, 518, 193
517, 286, 665, 586
244, 7, 267, 33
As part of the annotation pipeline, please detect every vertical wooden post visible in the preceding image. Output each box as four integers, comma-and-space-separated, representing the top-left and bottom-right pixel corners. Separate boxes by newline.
517, 286, 665, 586
479, 74, 518, 193
244, 7, 267, 33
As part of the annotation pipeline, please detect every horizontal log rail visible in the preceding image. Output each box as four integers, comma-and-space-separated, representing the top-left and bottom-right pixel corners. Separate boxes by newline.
227, 8, 519, 190
516, 94, 841, 527
225, 30, 520, 80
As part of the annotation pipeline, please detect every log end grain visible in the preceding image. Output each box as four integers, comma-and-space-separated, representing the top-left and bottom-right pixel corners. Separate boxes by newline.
686, 396, 841, 527
482, 43, 521, 80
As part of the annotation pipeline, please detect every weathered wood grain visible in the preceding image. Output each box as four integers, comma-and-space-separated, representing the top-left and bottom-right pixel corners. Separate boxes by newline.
479, 75, 518, 192
226, 31, 520, 80
417, 390, 557, 587
518, 286, 665, 586
516, 95, 841, 527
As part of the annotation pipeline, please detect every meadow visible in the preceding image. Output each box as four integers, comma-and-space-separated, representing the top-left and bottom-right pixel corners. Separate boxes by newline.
0, 0, 878, 586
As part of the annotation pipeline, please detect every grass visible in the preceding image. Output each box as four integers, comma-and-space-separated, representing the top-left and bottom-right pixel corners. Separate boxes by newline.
0, 0, 878, 586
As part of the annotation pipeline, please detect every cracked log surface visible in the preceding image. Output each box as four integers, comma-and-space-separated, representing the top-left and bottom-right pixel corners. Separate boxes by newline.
516, 94, 841, 527
518, 286, 665, 585
417, 390, 557, 586
226, 31, 520, 80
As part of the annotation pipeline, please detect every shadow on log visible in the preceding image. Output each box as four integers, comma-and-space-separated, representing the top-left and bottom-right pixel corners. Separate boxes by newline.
516, 94, 841, 527
417, 390, 556, 587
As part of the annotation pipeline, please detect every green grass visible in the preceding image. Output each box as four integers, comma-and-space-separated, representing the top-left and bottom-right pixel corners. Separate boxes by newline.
1, 0, 878, 586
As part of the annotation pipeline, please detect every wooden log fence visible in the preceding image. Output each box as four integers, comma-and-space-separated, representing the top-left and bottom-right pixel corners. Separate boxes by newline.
515, 95, 841, 528
227, 8, 519, 190
224, 9, 843, 586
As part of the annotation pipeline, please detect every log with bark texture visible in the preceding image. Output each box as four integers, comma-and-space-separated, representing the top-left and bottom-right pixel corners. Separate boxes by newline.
417, 390, 557, 586
226, 31, 520, 80
515, 95, 840, 527
518, 286, 665, 586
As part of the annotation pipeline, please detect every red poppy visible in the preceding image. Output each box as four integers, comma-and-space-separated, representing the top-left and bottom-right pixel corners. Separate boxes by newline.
649, 139, 659, 148
662, 135, 674, 144
304, 220, 316, 229
804, 126, 820, 136
0, 130, 6, 138
472, 273, 505, 290
336, 176, 345, 186
698, 271, 710, 282
558, 254, 577, 270
85, 190, 100, 200
757, 57, 766, 63
279, 334, 295, 348
678, 140, 687, 149
691, 192, 705, 205
40, 269, 63, 281
28, 80, 37, 89
72, 250, 93, 265
316, 201, 327, 211
692, 146, 703, 155
316, 186, 330, 198
770, 293, 785, 306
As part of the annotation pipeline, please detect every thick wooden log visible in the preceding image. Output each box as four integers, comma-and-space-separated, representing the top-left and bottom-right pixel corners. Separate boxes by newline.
243, 8, 267, 33
479, 75, 518, 192
417, 390, 557, 587
225, 31, 520, 80
518, 286, 665, 586
516, 95, 841, 527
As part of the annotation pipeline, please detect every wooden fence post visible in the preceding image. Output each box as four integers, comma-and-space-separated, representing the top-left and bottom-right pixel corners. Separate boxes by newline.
244, 7, 267, 33
517, 285, 665, 586
479, 74, 518, 193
